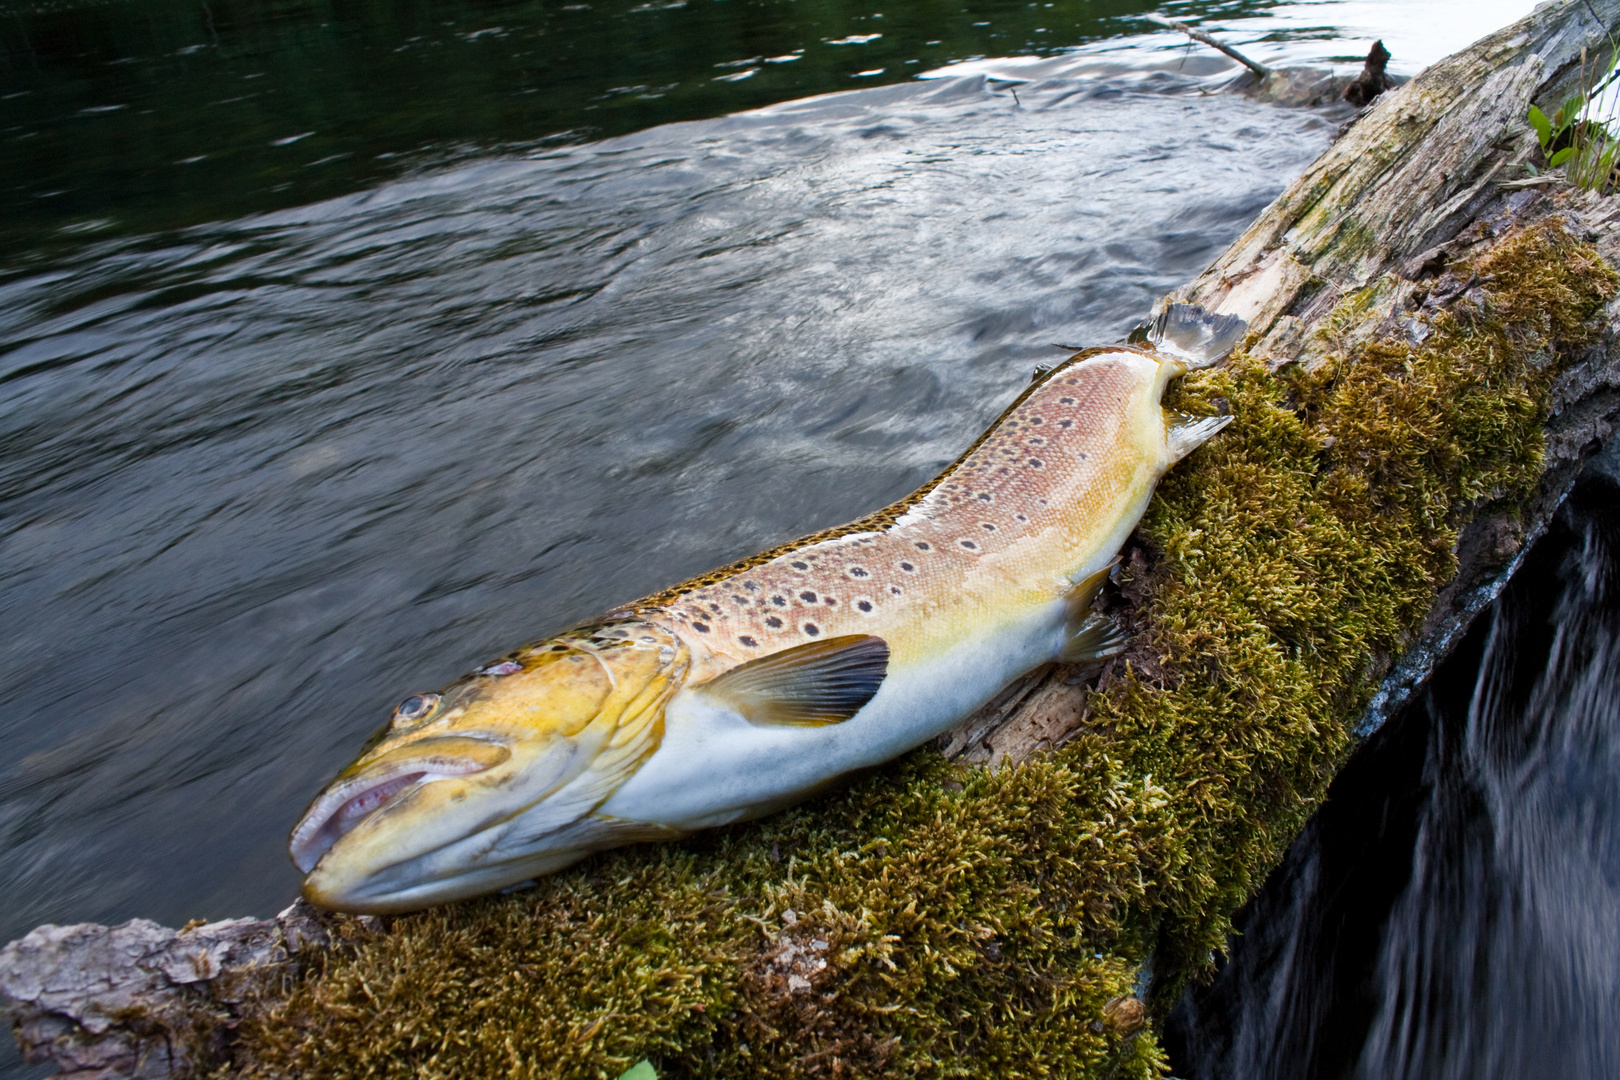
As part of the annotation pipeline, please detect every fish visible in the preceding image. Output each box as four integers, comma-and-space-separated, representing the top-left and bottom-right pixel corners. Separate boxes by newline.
289, 303, 1246, 913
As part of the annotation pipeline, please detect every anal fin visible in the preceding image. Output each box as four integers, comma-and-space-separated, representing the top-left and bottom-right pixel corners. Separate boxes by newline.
697, 635, 890, 727
1061, 564, 1127, 664
1061, 613, 1127, 664
1166, 411, 1233, 463
1065, 564, 1113, 619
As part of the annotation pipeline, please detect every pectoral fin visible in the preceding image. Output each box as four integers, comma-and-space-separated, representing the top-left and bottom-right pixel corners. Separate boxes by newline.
1061, 565, 1127, 663
698, 635, 890, 727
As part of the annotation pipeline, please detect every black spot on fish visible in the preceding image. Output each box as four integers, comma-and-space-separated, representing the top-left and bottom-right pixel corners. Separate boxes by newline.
857, 600, 873, 612
890, 586, 902, 595
1029, 458, 1043, 468
693, 622, 710, 633
791, 561, 809, 570
1059, 419, 1073, 429
1028, 437, 1045, 446
733, 596, 748, 605
709, 603, 722, 613
982, 522, 996, 531
899, 562, 915, 572
551, 644, 568, 652
978, 492, 992, 502
824, 596, 837, 606
800, 590, 817, 603
765, 616, 783, 628
960, 540, 978, 550
744, 581, 759, 591
1016, 514, 1028, 523
849, 567, 869, 578
803, 622, 820, 636
1029, 417, 1044, 425
1060, 396, 1075, 405
915, 541, 931, 551
772, 596, 787, 607
738, 635, 757, 647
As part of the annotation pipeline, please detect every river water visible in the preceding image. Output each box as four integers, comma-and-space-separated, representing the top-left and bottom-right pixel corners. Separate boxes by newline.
1, 0, 1585, 1076
1167, 455, 1620, 1080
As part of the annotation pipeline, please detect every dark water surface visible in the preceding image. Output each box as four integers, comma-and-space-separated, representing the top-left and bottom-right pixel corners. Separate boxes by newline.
0, 0, 1279, 247
1166, 458, 1620, 1080
1, 0, 1527, 248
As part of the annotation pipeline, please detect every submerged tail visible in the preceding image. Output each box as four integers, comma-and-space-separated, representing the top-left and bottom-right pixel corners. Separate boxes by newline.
1131, 303, 1248, 369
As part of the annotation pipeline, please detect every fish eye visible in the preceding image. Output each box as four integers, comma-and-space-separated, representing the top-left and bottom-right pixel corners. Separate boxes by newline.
390, 692, 440, 729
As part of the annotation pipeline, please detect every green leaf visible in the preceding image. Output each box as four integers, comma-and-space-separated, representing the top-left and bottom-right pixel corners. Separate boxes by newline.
618, 1062, 658, 1080
1558, 93, 1588, 129
1528, 105, 1553, 147
1528, 105, 1553, 146
1550, 147, 1575, 168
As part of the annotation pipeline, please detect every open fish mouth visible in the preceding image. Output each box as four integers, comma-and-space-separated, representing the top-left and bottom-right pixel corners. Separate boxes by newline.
289, 736, 511, 873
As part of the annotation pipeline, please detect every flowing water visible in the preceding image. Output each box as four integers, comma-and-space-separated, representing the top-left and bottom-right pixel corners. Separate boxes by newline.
3, 0, 1590, 1075
1165, 456, 1620, 1080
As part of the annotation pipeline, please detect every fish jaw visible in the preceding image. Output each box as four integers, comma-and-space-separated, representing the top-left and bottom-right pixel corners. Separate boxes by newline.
292, 621, 689, 913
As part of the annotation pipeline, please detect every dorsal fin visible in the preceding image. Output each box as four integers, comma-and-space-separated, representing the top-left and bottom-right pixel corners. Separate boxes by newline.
697, 635, 890, 727
1134, 303, 1247, 369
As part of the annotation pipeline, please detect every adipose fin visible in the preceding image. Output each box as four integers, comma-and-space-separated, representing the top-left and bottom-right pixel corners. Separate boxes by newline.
1166, 411, 1234, 462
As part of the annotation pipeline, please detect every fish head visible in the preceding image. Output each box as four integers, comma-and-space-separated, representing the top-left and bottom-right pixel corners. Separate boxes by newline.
290, 619, 688, 912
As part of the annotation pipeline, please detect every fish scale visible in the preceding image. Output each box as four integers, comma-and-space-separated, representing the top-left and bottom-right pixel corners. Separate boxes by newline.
289, 304, 1245, 912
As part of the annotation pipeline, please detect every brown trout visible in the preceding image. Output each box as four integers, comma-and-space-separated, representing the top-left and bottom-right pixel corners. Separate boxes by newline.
290, 303, 1245, 912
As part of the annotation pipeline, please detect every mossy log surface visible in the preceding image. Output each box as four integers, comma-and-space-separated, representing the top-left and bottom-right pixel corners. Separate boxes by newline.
9, 2, 1620, 1077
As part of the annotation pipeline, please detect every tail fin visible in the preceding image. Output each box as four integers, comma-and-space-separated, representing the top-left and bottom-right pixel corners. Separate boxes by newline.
1131, 303, 1247, 369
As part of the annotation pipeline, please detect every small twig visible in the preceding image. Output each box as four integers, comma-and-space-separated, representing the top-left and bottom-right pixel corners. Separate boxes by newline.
1145, 12, 1272, 79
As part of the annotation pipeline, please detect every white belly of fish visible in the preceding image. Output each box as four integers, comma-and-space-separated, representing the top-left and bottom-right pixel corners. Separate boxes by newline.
598, 596, 1071, 831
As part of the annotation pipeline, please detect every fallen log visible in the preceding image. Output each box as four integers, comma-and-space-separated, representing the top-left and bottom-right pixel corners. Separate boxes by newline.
8, 2, 1620, 1076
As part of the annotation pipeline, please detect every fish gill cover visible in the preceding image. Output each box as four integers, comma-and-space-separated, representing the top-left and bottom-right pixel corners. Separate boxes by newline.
217, 222, 1616, 1079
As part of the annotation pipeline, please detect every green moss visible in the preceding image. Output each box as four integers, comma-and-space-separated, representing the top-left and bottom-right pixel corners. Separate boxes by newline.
228, 223, 1615, 1079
